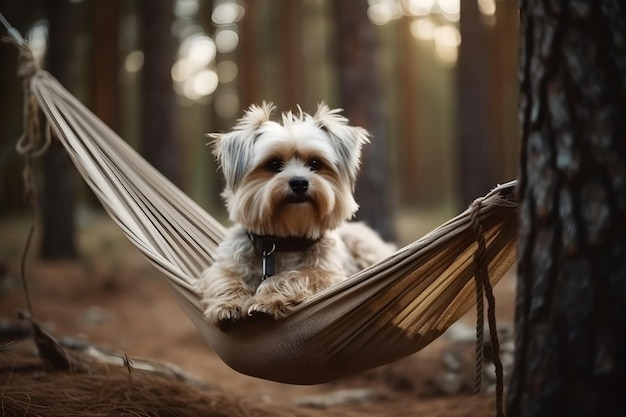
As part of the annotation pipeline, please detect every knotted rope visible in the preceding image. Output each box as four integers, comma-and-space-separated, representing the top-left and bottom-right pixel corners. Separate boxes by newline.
14, 40, 50, 159
5, 37, 50, 321
471, 196, 505, 417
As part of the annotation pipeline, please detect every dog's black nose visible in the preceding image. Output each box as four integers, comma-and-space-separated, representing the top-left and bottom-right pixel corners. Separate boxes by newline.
289, 177, 309, 195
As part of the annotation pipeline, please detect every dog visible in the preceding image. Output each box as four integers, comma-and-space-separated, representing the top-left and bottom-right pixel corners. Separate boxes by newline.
194, 102, 395, 329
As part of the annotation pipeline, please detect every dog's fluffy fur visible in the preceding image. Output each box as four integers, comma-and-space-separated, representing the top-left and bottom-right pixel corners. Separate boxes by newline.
195, 102, 395, 327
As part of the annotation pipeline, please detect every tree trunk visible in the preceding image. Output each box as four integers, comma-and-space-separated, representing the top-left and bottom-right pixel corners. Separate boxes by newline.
280, 0, 299, 110
91, 0, 120, 133
509, 1, 626, 416
333, 0, 395, 242
238, 0, 259, 110
457, 0, 495, 208
40, 0, 78, 259
0, 36, 22, 214
396, 16, 420, 206
140, 0, 180, 185
490, 0, 519, 183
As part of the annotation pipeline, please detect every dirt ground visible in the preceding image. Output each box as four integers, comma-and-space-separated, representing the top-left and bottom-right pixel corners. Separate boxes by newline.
0, 212, 517, 416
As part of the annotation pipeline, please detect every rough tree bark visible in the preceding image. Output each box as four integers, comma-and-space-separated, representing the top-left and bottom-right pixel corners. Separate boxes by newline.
509, 1, 626, 416
333, 0, 396, 242
40, 0, 78, 259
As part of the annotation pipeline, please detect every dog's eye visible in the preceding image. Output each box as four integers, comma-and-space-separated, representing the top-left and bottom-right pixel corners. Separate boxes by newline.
266, 158, 283, 173
308, 159, 322, 171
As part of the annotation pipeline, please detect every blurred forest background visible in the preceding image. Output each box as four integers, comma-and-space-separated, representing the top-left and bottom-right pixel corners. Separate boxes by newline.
0, 0, 519, 254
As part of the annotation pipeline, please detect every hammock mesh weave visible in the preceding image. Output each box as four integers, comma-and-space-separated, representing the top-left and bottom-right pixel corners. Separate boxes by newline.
16, 45, 518, 385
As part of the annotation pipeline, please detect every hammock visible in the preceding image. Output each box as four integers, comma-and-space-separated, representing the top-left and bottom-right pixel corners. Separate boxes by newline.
13, 42, 518, 385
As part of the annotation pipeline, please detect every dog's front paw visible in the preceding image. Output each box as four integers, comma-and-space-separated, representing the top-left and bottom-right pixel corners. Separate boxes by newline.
243, 296, 303, 320
204, 301, 246, 330
196, 271, 253, 331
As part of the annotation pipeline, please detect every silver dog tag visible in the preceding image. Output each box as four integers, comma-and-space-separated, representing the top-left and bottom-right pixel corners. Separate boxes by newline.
261, 244, 276, 281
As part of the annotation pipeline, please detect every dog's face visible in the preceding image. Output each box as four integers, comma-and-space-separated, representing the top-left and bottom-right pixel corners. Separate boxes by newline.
211, 102, 369, 239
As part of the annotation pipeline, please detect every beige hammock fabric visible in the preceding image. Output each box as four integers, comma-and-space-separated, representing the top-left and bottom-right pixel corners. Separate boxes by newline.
17, 47, 518, 385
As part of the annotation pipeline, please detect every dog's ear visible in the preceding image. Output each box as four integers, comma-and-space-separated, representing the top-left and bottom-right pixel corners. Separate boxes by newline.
234, 101, 276, 131
313, 102, 370, 186
209, 102, 276, 190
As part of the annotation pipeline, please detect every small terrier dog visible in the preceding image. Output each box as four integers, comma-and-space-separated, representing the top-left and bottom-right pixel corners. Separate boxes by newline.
195, 102, 394, 328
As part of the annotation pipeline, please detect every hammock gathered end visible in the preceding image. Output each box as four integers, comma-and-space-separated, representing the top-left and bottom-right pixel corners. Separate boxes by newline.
13, 41, 518, 385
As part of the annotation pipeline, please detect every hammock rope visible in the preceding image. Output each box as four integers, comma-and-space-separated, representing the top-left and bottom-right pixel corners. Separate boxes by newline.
12, 40, 45, 322
9, 37, 518, 396
470, 197, 505, 417
471, 197, 487, 393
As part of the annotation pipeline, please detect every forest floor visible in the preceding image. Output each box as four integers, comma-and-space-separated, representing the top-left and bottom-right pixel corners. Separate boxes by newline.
0, 211, 517, 417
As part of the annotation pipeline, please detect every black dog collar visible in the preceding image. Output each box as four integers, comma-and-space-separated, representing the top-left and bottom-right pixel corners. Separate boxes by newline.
247, 232, 321, 281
